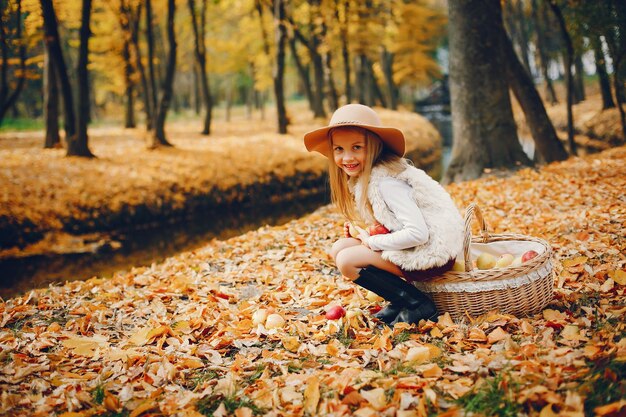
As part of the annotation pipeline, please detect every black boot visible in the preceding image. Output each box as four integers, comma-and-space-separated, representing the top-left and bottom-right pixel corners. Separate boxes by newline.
353, 266, 438, 325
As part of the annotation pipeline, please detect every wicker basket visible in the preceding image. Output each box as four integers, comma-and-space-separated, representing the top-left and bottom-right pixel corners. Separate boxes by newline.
413, 203, 554, 319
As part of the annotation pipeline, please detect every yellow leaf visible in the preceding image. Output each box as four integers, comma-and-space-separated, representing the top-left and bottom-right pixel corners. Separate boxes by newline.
487, 327, 509, 344
421, 363, 443, 378
359, 387, 387, 410
543, 309, 567, 321
62, 334, 108, 357
562, 256, 588, 267
129, 400, 158, 417
594, 399, 626, 416
539, 404, 559, 417
437, 312, 455, 328
281, 335, 300, 353
303, 376, 320, 415
129, 328, 152, 346
405, 346, 430, 363
609, 269, 626, 285
561, 325, 584, 341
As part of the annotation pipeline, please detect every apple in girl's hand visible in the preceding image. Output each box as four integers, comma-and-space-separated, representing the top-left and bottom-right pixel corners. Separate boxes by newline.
348, 223, 359, 238
325, 305, 346, 320
476, 253, 497, 270
495, 253, 515, 268
522, 250, 539, 262
369, 223, 390, 236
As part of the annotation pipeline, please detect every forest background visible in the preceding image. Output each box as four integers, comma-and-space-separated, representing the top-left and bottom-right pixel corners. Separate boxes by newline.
0, 0, 625, 416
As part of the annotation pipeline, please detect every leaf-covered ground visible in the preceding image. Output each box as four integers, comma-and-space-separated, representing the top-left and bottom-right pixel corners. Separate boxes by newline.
0, 104, 441, 254
1, 143, 624, 417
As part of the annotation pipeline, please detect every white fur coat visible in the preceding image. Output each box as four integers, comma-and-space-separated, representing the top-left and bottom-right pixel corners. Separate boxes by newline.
353, 161, 463, 271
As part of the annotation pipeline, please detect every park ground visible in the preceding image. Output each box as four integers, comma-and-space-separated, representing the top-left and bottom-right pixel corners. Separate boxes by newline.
0, 92, 624, 415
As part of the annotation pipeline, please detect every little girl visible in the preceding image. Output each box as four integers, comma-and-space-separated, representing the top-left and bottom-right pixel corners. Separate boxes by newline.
304, 104, 463, 325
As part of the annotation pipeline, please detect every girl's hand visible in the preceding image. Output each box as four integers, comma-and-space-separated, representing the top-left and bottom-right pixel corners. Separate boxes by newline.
358, 232, 370, 248
343, 221, 352, 238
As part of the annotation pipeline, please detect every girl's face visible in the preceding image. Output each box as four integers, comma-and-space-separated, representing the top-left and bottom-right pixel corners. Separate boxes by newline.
331, 129, 367, 177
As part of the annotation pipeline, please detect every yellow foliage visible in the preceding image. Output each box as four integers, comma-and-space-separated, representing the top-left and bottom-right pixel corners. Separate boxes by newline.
390, 1, 447, 86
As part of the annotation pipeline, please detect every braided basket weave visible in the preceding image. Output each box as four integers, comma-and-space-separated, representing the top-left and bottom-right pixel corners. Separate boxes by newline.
414, 203, 554, 319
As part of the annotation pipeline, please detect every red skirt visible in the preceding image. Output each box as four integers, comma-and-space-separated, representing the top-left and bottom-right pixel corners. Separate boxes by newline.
400, 258, 455, 283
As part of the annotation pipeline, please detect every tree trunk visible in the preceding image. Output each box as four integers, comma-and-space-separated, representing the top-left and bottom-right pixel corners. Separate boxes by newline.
381, 49, 398, 110
288, 37, 314, 110
128, 3, 152, 130
443, 0, 531, 184
67, 0, 94, 157
188, 0, 213, 135
369, 61, 387, 108
573, 53, 585, 103
531, 0, 557, 105
309, 1, 325, 118
43, 42, 60, 148
119, 0, 136, 128
503, 29, 568, 163
40, 0, 76, 141
548, 1, 576, 155
592, 37, 614, 109
337, 1, 351, 104
145, 0, 158, 130
273, 0, 288, 133
0, 0, 27, 125
150, 0, 176, 148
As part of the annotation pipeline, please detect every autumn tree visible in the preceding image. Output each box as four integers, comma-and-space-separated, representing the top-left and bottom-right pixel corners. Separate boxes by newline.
67, 0, 94, 157
149, 0, 176, 148
547, 1, 576, 155
443, 0, 531, 184
188, 0, 213, 135
502, 26, 568, 163
40, 0, 77, 149
0, 0, 27, 126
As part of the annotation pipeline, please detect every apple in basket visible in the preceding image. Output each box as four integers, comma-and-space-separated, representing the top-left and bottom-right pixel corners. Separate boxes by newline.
476, 253, 497, 270
495, 253, 515, 268
452, 259, 465, 272
522, 250, 539, 263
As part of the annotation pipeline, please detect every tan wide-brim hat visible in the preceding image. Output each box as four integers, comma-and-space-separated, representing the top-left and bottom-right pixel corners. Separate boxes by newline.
304, 104, 405, 158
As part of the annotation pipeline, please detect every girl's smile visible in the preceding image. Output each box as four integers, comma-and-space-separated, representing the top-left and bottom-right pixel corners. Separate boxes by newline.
332, 129, 367, 177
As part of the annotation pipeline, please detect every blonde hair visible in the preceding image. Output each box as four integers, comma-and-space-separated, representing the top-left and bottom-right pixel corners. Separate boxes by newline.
327, 126, 405, 222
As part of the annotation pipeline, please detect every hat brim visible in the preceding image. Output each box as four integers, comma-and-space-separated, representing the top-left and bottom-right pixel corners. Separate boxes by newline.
304, 124, 405, 158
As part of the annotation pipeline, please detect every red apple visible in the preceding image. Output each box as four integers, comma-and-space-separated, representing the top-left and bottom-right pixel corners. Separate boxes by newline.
325, 305, 346, 320
521, 250, 539, 263
369, 223, 390, 236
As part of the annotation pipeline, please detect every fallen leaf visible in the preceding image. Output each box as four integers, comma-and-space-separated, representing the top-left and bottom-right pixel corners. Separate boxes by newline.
303, 376, 320, 415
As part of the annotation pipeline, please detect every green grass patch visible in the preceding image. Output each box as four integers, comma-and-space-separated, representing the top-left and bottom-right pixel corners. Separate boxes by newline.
335, 324, 356, 348
582, 356, 626, 416
0, 118, 44, 132
457, 373, 521, 417
187, 368, 219, 390
92, 384, 106, 405
196, 394, 264, 416
393, 330, 411, 345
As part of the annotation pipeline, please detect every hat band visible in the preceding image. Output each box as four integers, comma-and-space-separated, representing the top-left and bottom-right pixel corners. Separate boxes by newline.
332, 120, 380, 127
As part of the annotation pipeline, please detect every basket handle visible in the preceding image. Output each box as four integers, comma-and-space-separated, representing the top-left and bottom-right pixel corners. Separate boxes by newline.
461, 203, 490, 273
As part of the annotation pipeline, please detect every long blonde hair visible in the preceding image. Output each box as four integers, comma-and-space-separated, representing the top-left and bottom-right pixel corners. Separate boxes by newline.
327, 126, 405, 222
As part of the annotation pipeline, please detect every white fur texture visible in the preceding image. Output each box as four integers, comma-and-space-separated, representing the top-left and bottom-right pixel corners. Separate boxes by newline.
354, 161, 463, 271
